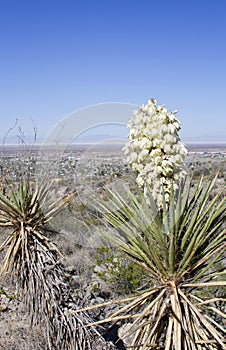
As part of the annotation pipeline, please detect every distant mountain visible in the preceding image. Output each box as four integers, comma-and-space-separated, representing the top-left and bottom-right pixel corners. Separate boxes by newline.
1, 134, 44, 145
1, 133, 127, 145
73, 133, 127, 143
71, 133, 226, 144
2, 133, 225, 145
182, 134, 226, 143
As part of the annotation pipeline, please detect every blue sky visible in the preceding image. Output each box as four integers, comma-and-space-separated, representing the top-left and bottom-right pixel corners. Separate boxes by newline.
0, 0, 226, 143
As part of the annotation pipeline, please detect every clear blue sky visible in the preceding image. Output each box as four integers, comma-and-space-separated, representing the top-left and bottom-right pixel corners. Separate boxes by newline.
0, 0, 225, 143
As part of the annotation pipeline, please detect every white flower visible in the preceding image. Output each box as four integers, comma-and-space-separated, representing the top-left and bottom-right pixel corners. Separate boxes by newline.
129, 128, 136, 138
165, 193, 170, 202
168, 124, 177, 134
137, 174, 144, 186
162, 159, 173, 168
164, 134, 176, 144
149, 128, 159, 138
138, 149, 149, 162
123, 98, 187, 207
173, 121, 180, 129
139, 137, 152, 149
133, 163, 143, 172
128, 152, 138, 163
144, 163, 152, 173
156, 165, 163, 174
168, 113, 176, 122
174, 154, 183, 163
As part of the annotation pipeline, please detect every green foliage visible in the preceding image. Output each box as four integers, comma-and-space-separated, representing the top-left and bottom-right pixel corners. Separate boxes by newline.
94, 247, 149, 296
89, 175, 226, 349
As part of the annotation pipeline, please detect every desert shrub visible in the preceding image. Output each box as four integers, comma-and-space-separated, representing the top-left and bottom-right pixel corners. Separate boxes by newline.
94, 247, 149, 296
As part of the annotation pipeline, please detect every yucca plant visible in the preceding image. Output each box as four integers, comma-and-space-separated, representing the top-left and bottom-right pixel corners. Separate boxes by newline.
85, 175, 225, 349
0, 177, 116, 350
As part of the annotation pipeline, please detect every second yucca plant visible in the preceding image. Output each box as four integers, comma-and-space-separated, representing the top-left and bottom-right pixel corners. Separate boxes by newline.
0, 177, 115, 350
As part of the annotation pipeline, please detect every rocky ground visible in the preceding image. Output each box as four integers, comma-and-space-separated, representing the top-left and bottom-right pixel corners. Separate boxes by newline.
0, 279, 46, 350
0, 274, 124, 349
0, 246, 126, 350
0, 146, 225, 349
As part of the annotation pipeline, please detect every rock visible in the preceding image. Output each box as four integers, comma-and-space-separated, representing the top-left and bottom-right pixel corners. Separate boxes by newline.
0, 293, 9, 312
118, 323, 134, 347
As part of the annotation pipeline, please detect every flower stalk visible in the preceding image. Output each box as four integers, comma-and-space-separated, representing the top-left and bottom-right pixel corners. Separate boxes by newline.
123, 98, 187, 207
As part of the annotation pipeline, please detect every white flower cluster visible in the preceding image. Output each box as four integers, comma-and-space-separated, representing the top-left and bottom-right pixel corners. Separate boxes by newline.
123, 98, 187, 206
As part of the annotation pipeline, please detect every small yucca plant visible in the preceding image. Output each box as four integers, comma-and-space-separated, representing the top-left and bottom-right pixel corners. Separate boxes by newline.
0, 177, 115, 350
87, 175, 225, 349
